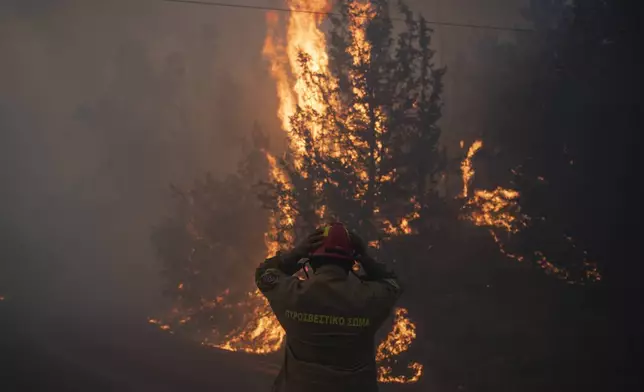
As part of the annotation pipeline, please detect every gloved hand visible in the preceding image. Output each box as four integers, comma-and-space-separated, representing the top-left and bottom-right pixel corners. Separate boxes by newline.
282, 229, 325, 265
350, 231, 395, 280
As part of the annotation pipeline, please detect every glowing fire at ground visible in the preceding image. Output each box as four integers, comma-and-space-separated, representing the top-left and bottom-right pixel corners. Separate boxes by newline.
208, 290, 285, 354
151, 300, 422, 382
376, 308, 424, 383
149, 286, 285, 354
460, 140, 601, 284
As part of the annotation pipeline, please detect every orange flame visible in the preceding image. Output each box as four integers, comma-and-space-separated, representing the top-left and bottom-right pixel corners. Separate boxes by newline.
209, 290, 285, 354
461, 141, 602, 284
461, 140, 482, 198
263, 12, 296, 140
263, 0, 334, 163
465, 188, 528, 233
376, 308, 424, 383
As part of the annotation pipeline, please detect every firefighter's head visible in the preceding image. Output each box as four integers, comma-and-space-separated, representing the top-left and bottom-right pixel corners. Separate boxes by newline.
308, 222, 355, 273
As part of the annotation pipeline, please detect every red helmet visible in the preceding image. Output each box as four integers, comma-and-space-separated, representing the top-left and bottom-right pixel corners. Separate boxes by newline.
310, 222, 354, 261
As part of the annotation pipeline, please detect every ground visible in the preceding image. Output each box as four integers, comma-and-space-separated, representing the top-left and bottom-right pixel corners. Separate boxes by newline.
0, 300, 421, 391
0, 300, 278, 391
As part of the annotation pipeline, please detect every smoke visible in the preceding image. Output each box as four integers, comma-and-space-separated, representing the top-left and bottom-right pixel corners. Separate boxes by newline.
0, 0, 280, 319
408, 0, 531, 144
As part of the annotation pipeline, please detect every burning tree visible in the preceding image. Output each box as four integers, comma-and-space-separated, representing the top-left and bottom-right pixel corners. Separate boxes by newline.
260, 0, 445, 382
262, 0, 446, 249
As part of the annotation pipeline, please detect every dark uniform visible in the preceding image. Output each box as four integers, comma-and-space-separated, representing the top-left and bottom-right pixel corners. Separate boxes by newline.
255, 253, 403, 392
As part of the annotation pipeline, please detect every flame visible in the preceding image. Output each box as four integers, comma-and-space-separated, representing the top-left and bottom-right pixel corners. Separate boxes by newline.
149, 318, 173, 332
376, 308, 424, 383
461, 141, 602, 284
209, 290, 285, 354
266, 152, 297, 239
489, 230, 525, 262
383, 198, 422, 236
460, 140, 482, 198
182, 152, 292, 355
263, 12, 297, 140
150, 286, 286, 354
147, 153, 290, 356
263, 0, 334, 162
465, 188, 528, 233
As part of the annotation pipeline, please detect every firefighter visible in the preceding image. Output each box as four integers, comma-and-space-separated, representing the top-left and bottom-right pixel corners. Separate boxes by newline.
255, 222, 403, 392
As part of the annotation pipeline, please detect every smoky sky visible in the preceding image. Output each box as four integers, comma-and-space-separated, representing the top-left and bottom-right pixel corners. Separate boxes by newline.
0, 0, 527, 321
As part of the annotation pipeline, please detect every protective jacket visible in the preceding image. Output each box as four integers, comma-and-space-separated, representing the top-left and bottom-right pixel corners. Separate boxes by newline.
255, 253, 403, 392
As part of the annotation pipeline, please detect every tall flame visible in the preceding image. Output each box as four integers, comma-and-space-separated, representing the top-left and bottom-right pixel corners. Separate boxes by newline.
263, 0, 334, 161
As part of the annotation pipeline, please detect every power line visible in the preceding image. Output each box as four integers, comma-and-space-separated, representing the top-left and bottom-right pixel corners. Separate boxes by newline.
162, 0, 534, 33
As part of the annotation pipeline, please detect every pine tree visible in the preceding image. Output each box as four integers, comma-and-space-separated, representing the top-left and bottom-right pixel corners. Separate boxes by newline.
263, 0, 447, 250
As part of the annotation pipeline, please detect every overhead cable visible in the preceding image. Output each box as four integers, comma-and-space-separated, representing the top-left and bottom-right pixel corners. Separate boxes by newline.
162, 0, 535, 33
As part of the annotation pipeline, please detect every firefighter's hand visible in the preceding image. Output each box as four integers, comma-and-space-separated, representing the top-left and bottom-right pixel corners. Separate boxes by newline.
349, 231, 368, 257
285, 229, 325, 263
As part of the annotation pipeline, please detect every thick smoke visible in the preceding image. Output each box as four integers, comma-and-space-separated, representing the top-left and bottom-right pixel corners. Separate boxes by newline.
0, 0, 280, 320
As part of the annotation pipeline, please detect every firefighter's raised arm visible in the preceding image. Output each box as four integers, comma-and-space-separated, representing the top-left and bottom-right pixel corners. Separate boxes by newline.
350, 232, 403, 316
359, 254, 400, 284
255, 229, 325, 294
